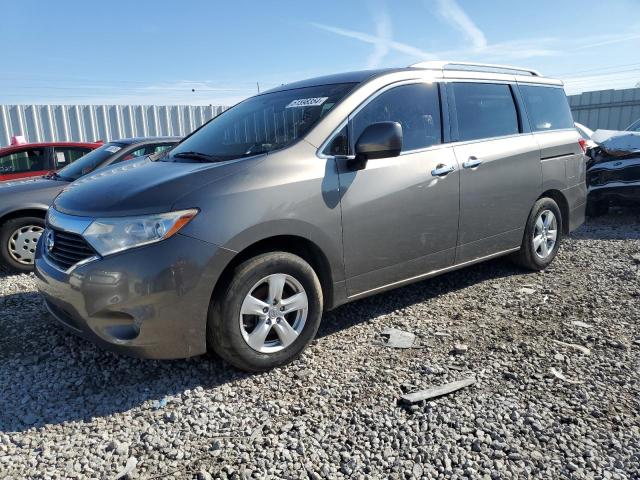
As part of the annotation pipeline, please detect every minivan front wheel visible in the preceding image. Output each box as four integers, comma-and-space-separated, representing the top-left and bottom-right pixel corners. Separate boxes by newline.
512, 198, 563, 271
208, 252, 323, 372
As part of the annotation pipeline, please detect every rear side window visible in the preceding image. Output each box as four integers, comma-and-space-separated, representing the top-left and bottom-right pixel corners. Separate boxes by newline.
520, 85, 574, 131
351, 83, 442, 152
53, 147, 91, 168
452, 83, 519, 141
0, 148, 47, 174
628, 119, 640, 132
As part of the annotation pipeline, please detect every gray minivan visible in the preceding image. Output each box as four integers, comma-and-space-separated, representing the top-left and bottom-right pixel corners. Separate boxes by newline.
35, 62, 586, 371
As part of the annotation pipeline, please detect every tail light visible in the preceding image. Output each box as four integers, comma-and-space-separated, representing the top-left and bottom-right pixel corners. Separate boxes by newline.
578, 138, 588, 153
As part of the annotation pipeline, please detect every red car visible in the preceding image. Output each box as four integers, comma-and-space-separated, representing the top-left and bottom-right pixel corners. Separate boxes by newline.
0, 137, 102, 181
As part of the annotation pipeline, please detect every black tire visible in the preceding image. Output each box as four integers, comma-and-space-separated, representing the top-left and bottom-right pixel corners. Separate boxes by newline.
208, 252, 323, 372
586, 199, 609, 217
0, 216, 45, 273
511, 198, 563, 271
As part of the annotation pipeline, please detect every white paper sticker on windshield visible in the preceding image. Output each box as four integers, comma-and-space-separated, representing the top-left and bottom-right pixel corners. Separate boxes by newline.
285, 97, 328, 108
105, 146, 122, 153
56, 151, 67, 164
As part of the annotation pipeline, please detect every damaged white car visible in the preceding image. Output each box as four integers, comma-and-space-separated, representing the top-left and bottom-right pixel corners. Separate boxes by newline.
586, 129, 640, 216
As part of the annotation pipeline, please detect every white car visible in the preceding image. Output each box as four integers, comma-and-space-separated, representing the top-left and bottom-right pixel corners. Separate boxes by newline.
575, 122, 597, 149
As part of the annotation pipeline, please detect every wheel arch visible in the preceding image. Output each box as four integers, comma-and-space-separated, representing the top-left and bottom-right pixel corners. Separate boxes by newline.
538, 189, 569, 234
0, 207, 48, 226
211, 234, 336, 312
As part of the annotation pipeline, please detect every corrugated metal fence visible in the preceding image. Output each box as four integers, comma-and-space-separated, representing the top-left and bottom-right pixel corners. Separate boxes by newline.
4, 89, 640, 146
568, 87, 640, 131
0, 104, 228, 147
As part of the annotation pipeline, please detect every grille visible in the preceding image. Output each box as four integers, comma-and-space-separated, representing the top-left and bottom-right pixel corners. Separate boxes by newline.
45, 228, 97, 270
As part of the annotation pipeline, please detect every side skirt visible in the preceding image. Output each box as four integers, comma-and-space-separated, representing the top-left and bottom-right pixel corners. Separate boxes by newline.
345, 246, 520, 303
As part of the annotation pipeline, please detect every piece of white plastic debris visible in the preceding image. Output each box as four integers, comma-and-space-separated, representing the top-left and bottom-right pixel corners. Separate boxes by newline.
552, 340, 591, 355
549, 367, 583, 385
401, 377, 476, 404
452, 343, 468, 354
571, 321, 592, 329
379, 328, 416, 349
114, 456, 137, 480
518, 287, 536, 295
434, 331, 452, 337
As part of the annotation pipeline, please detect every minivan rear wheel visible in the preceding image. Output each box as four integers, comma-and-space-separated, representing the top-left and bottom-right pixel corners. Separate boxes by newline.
208, 252, 323, 372
511, 198, 563, 271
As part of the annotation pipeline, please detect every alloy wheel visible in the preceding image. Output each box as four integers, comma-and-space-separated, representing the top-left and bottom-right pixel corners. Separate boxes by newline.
532, 210, 557, 259
239, 273, 308, 353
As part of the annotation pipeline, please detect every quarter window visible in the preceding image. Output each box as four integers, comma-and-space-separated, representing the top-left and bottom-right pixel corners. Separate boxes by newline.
351, 83, 442, 152
520, 85, 574, 132
452, 83, 519, 141
0, 148, 47, 174
324, 125, 350, 156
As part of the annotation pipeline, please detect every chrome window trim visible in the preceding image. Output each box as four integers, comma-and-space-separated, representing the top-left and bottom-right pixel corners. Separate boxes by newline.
316, 76, 573, 160
317, 78, 444, 159
516, 82, 566, 89
317, 119, 349, 160
444, 132, 533, 148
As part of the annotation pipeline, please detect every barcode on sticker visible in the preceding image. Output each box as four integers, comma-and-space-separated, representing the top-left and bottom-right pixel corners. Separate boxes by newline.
285, 97, 328, 108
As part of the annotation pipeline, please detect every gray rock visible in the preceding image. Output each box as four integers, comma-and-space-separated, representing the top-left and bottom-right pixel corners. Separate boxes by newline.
1, 210, 639, 479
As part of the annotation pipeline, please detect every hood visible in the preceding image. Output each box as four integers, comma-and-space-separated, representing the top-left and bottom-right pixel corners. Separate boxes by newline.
53, 156, 262, 217
591, 129, 640, 157
0, 176, 66, 194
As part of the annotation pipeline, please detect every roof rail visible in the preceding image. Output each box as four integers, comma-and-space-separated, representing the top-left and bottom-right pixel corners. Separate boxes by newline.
410, 61, 541, 77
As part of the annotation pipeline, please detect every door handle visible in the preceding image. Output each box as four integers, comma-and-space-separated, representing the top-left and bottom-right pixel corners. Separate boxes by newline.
462, 156, 482, 169
431, 164, 455, 177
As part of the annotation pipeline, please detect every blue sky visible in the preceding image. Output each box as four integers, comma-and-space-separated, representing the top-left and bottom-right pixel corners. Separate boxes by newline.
1, 0, 640, 105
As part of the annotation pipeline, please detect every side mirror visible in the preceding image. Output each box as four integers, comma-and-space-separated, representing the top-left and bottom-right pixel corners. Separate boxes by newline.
355, 121, 403, 161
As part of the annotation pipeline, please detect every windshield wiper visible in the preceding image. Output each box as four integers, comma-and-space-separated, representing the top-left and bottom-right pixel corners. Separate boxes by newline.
173, 151, 221, 162
44, 171, 68, 181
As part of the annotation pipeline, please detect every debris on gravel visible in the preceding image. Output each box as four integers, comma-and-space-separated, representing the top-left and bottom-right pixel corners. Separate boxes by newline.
1, 208, 639, 479
551, 339, 591, 355
378, 327, 416, 349
452, 343, 469, 354
400, 377, 477, 404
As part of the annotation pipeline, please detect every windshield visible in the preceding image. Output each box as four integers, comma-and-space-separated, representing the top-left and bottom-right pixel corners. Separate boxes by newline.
57, 142, 125, 181
166, 83, 356, 162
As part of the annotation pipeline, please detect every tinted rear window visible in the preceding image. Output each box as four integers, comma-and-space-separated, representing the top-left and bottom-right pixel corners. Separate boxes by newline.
520, 85, 574, 132
452, 83, 519, 141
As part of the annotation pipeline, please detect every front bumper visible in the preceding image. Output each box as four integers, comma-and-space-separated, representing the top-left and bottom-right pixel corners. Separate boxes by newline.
35, 233, 234, 359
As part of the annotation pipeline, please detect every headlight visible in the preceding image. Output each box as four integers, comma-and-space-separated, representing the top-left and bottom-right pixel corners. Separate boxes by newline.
83, 209, 198, 256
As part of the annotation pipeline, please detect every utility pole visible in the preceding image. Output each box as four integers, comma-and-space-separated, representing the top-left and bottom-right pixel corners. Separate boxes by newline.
257, 82, 260, 93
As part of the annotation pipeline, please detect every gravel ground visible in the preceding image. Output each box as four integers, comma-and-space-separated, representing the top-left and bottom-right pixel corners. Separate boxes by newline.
1, 208, 639, 480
